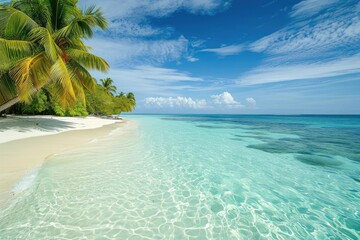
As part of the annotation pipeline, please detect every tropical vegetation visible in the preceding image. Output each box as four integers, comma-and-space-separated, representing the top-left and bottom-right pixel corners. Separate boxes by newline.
7, 78, 136, 116
0, 0, 130, 115
100, 77, 117, 95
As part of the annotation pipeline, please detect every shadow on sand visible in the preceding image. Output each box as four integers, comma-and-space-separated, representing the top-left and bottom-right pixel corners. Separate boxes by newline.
0, 116, 76, 133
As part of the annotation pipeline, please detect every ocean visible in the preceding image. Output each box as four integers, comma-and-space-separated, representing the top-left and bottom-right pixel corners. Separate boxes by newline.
0, 115, 359, 239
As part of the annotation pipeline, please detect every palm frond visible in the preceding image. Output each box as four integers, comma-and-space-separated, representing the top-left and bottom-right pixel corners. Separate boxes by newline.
8, 55, 36, 102
6, 54, 51, 103
109, 85, 117, 92
67, 61, 96, 92
53, 4, 107, 41
47, 0, 77, 31
54, 20, 91, 40
67, 38, 88, 51
11, 0, 51, 28
0, 50, 10, 72
0, 5, 38, 38
66, 48, 109, 72
99, 77, 117, 94
66, 64, 86, 104
0, 38, 33, 60
50, 57, 76, 106
29, 53, 52, 89
83, 5, 107, 30
29, 27, 61, 62
0, 73, 17, 105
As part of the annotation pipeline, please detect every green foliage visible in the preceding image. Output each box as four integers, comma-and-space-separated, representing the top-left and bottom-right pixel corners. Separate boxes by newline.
0, 0, 109, 112
50, 99, 66, 116
115, 96, 136, 113
48, 97, 88, 117
85, 85, 109, 115
10, 81, 135, 116
100, 77, 117, 95
21, 89, 49, 114
65, 102, 88, 117
85, 84, 136, 115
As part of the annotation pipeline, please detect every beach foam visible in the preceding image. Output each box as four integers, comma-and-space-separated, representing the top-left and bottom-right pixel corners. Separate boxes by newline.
12, 167, 39, 195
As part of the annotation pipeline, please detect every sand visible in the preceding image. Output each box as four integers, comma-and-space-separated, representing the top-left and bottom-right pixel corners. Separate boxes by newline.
0, 115, 122, 144
0, 115, 127, 206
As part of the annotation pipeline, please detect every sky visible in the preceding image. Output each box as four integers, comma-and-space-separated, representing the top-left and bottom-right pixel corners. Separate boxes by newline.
13, 0, 360, 113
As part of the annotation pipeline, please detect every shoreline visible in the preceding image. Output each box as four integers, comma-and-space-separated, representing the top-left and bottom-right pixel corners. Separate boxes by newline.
0, 115, 122, 144
0, 116, 128, 206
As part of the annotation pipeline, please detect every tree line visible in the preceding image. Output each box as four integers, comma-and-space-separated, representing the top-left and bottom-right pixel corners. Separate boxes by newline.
6, 77, 136, 116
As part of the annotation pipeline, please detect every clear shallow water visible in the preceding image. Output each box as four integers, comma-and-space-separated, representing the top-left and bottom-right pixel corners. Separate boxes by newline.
0, 115, 359, 239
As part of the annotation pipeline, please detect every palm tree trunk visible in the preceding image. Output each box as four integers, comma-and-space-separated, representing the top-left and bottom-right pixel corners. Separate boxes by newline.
0, 97, 21, 112
0, 88, 39, 112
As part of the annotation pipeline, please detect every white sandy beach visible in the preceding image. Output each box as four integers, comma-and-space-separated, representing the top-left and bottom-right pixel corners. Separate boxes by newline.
0, 115, 126, 205
0, 115, 122, 144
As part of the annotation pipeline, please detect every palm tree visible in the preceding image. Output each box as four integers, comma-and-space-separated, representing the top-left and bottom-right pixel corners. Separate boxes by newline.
0, 0, 109, 112
114, 91, 135, 113
126, 92, 136, 110
100, 77, 117, 95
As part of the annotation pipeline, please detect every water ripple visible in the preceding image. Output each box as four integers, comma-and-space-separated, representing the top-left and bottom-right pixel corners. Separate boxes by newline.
0, 116, 359, 239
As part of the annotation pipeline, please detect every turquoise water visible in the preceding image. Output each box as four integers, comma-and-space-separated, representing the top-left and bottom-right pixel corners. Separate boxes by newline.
0, 115, 359, 239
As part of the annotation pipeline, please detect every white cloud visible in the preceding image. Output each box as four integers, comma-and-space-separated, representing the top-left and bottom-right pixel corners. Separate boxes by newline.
238, 54, 360, 85
86, 36, 188, 66
249, 1, 360, 59
79, 0, 230, 19
104, 20, 163, 37
211, 92, 243, 108
143, 92, 256, 111
250, 15, 360, 57
290, 0, 339, 18
112, 65, 202, 83
246, 97, 256, 107
93, 66, 226, 99
201, 44, 243, 56
94, 65, 204, 97
212, 92, 237, 104
186, 56, 199, 62
239, 0, 360, 86
79, 0, 229, 67
144, 97, 207, 109
191, 39, 206, 48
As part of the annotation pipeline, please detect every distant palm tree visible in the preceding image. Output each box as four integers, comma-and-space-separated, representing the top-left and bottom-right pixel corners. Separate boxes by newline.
114, 91, 136, 112
126, 92, 136, 109
0, 0, 109, 112
100, 78, 117, 95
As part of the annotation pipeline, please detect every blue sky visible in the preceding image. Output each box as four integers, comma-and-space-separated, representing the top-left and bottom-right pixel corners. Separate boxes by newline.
78, 0, 359, 114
